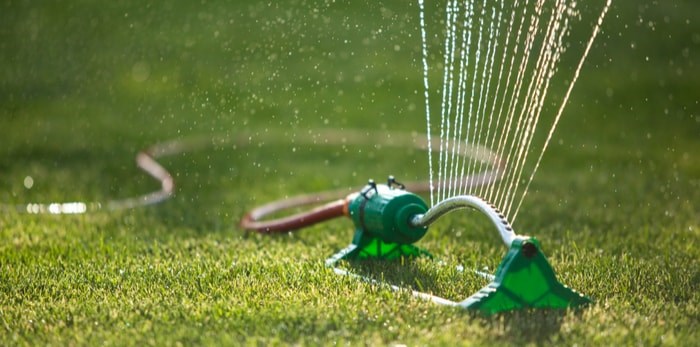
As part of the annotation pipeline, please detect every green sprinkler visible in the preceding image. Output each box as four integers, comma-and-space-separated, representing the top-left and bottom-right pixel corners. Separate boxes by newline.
243, 175, 592, 315
325, 176, 592, 315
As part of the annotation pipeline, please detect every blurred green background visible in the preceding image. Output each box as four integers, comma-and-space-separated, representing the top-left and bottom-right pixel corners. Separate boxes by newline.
0, 0, 698, 345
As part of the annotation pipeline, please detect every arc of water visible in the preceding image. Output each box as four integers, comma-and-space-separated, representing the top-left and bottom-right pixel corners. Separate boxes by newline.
482, 0, 528, 203
511, 0, 611, 222
466, 2, 503, 196
478, 0, 516, 199
437, 0, 460, 203
457, 0, 487, 197
499, 0, 552, 217
464, 2, 492, 193
503, 0, 570, 215
417, 0, 435, 205
490, 0, 544, 215
499, 0, 564, 215
449, 0, 475, 199
419, 0, 611, 223
455, 1, 477, 195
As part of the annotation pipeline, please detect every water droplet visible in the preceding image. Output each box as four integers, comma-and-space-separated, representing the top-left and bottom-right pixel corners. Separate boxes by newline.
23, 176, 34, 189
131, 62, 150, 82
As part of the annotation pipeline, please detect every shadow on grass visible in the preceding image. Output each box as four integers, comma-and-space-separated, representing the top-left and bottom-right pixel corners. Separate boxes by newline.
343, 258, 456, 293
473, 309, 574, 345
338, 256, 486, 310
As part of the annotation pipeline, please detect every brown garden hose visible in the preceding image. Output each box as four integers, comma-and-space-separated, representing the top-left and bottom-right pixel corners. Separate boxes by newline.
238, 170, 502, 234
2, 130, 502, 234
240, 197, 349, 234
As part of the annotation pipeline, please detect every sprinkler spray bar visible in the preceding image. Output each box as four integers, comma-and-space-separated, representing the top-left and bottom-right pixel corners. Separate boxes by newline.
409, 195, 516, 247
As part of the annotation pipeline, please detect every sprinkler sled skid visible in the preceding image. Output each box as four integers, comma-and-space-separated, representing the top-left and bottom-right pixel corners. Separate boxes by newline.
326, 176, 592, 315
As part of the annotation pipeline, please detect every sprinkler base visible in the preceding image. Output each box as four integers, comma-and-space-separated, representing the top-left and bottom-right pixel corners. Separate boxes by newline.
349, 228, 433, 260
324, 179, 592, 314
326, 236, 592, 315
460, 236, 592, 314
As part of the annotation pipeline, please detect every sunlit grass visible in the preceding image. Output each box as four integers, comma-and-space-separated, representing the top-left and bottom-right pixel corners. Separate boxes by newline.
1, 0, 698, 345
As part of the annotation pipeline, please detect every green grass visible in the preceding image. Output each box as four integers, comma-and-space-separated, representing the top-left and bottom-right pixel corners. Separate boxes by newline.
1, 0, 698, 345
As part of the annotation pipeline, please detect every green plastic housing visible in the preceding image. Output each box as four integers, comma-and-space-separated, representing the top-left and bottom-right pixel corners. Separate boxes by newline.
347, 184, 428, 244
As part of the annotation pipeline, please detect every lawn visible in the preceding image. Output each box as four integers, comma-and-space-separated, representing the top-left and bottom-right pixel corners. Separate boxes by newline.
1, 0, 698, 345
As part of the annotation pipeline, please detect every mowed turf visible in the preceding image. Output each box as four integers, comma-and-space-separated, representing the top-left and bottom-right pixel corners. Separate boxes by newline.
1, 1, 698, 345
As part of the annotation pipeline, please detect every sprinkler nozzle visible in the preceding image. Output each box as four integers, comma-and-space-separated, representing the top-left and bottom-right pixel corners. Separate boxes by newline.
348, 178, 429, 245
341, 176, 431, 260
521, 241, 537, 258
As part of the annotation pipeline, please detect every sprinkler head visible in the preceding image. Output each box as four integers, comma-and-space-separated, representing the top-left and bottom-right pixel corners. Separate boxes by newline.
348, 178, 429, 245
342, 176, 431, 260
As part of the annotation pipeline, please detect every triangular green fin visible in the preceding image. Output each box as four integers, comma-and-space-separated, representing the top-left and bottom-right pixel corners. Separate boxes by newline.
460, 237, 592, 315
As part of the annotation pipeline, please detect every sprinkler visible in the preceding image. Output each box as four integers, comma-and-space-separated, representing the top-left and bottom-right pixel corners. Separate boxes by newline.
242, 175, 592, 315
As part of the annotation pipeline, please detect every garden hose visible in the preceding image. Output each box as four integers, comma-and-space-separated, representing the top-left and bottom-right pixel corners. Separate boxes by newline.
240, 196, 348, 234
2, 129, 501, 217
238, 174, 507, 233
239, 162, 503, 233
